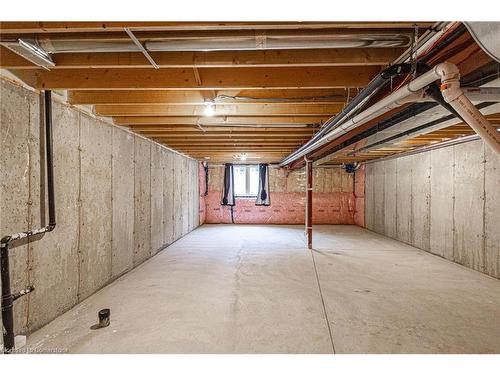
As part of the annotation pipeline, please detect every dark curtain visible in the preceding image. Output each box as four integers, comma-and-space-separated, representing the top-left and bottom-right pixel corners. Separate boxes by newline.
203, 161, 209, 196
220, 163, 235, 206
255, 164, 270, 206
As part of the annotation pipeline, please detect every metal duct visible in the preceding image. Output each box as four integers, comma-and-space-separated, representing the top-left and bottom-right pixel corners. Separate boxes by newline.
1, 39, 55, 68
146, 34, 411, 51
29, 32, 411, 53
465, 22, 500, 63
38, 39, 140, 53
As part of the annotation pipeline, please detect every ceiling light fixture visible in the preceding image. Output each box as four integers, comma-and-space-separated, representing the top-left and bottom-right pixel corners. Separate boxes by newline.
204, 101, 215, 117
1, 39, 55, 69
240, 153, 247, 161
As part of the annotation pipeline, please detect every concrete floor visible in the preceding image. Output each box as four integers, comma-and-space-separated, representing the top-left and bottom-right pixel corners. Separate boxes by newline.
25, 225, 500, 354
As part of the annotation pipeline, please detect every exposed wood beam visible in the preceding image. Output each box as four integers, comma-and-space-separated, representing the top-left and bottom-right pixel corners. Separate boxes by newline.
94, 103, 343, 116
0, 46, 36, 68
10, 66, 380, 90
151, 134, 307, 140
161, 140, 305, 144
189, 151, 287, 155
68, 89, 348, 105
2, 48, 403, 69
113, 116, 328, 125
5, 28, 413, 42
136, 133, 314, 138
186, 155, 290, 161
0, 22, 434, 34
169, 142, 298, 147
147, 140, 309, 145
130, 125, 317, 136
188, 151, 289, 154
164, 147, 300, 151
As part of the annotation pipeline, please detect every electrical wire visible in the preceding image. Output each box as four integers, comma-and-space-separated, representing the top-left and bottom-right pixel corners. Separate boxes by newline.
213, 94, 347, 103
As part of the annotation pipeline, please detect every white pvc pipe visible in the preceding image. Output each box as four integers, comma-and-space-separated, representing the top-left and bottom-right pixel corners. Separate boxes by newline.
441, 80, 500, 154
456, 87, 500, 102
280, 63, 448, 166
414, 87, 500, 102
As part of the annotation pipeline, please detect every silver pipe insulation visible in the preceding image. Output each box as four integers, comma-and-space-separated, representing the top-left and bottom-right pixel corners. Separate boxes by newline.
145, 34, 410, 52
280, 62, 500, 166
30, 32, 412, 54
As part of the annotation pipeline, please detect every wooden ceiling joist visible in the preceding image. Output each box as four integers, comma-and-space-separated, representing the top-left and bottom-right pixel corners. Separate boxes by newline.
136, 133, 314, 138
132, 128, 315, 133
2, 28, 416, 42
94, 103, 344, 117
5, 21, 477, 164
147, 138, 311, 143
0, 22, 434, 34
67, 89, 348, 105
173, 147, 297, 152
1, 47, 402, 70
10, 66, 381, 90
113, 116, 328, 125
160, 141, 304, 146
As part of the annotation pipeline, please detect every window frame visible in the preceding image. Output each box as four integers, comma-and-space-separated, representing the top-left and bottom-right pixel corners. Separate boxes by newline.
234, 165, 259, 198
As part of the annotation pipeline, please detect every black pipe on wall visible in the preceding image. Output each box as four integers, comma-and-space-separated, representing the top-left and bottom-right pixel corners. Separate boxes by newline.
0, 245, 14, 352
1, 90, 56, 354
44, 91, 56, 229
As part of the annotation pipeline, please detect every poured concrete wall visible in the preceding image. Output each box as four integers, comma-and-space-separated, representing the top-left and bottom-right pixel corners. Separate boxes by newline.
365, 140, 500, 279
0, 78, 200, 337
204, 166, 358, 224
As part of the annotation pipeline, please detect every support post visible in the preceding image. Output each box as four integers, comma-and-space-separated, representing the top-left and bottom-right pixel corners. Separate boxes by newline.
305, 157, 313, 249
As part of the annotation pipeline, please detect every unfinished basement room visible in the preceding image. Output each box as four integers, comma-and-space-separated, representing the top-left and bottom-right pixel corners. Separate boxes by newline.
1, 7, 500, 367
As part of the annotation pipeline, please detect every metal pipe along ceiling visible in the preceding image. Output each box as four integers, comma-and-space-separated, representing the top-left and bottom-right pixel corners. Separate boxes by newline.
145, 34, 411, 51
32, 32, 411, 53
465, 22, 500, 63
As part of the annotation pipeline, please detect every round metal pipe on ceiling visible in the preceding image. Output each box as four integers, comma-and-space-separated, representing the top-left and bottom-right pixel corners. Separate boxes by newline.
145, 33, 411, 52
30, 31, 412, 54
465, 22, 500, 63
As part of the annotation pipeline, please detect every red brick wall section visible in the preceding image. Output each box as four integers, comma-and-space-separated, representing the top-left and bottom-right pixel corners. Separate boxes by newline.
201, 166, 362, 225
354, 165, 365, 227
204, 191, 356, 224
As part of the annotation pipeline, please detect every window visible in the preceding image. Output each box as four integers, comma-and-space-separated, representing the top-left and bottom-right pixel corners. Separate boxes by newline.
234, 165, 259, 198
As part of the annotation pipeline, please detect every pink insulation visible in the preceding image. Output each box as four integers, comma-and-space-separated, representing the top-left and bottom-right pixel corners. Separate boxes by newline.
198, 162, 206, 225
204, 191, 356, 224
354, 165, 365, 227
201, 165, 363, 225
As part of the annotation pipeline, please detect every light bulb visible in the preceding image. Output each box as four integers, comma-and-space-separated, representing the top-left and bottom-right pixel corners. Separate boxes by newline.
204, 102, 215, 117
240, 153, 247, 161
